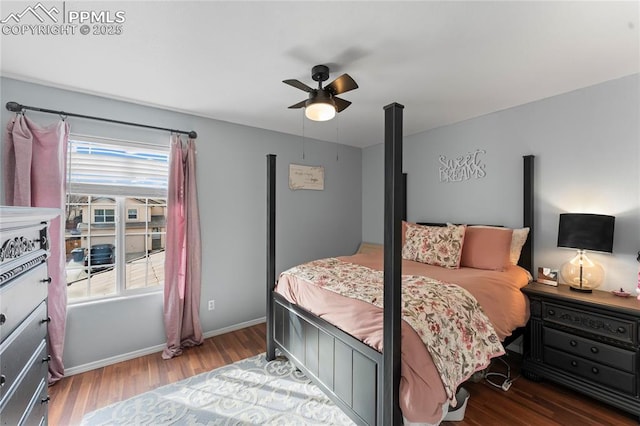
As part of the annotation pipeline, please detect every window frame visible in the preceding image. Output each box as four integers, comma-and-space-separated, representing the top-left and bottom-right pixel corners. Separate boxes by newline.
65, 134, 169, 305
94, 208, 115, 223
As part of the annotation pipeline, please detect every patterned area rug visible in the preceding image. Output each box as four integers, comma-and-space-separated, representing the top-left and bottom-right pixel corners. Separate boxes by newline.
81, 353, 354, 425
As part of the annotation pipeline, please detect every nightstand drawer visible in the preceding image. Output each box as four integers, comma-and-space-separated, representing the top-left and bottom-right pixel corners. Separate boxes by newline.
544, 327, 636, 373
543, 302, 635, 345
544, 347, 636, 395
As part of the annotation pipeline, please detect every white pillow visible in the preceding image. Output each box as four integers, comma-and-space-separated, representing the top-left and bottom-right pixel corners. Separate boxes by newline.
510, 227, 530, 265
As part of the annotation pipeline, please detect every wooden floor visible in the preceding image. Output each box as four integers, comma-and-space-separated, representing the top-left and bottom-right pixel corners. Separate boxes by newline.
49, 323, 638, 426
49, 323, 266, 426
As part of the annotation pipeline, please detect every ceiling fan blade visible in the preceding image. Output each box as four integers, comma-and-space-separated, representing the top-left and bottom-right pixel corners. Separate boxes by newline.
333, 97, 352, 113
283, 79, 314, 93
325, 74, 358, 95
288, 100, 307, 109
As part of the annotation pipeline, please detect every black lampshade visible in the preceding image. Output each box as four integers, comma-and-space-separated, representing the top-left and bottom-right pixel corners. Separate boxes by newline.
557, 213, 615, 253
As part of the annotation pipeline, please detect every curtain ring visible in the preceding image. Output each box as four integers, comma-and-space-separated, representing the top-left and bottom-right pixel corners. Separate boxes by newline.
59, 112, 67, 121
13, 109, 24, 123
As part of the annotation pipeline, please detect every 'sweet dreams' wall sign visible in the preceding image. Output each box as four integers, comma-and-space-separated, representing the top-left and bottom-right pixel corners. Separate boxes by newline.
439, 149, 486, 183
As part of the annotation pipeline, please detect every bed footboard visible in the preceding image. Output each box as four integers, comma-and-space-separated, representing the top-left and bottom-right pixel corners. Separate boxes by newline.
272, 292, 383, 426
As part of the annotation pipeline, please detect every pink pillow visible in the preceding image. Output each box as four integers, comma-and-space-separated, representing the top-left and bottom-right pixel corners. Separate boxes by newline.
460, 226, 513, 271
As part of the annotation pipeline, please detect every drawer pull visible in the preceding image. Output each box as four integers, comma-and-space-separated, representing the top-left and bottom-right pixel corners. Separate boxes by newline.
547, 309, 556, 316
590, 347, 599, 354
40, 277, 52, 284
42, 355, 52, 363
0, 375, 5, 387
0, 313, 5, 325
571, 360, 578, 367
41, 396, 50, 404
617, 326, 626, 334
591, 367, 599, 374
40, 316, 51, 324
569, 340, 577, 347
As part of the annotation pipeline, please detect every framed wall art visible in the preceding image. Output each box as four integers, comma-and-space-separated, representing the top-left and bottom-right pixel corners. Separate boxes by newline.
289, 164, 324, 191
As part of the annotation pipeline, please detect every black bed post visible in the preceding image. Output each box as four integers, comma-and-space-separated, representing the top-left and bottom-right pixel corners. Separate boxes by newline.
522, 155, 535, 276
401, 172, 407, 221
383, 102, 404, 425
266, 154, 276, 361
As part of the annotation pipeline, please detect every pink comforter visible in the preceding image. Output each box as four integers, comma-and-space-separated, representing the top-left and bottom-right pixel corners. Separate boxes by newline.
275, 247, 530, 424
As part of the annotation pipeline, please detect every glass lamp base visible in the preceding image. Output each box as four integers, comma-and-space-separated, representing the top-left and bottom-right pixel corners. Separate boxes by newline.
560, 250, 604, 292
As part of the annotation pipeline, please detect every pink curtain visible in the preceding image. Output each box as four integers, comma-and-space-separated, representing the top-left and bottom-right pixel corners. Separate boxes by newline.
4, 114, 69, 384
162, 135, 203, 359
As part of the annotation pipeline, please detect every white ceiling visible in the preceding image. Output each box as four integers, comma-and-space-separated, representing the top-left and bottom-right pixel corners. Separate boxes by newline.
1, 1, 638, 148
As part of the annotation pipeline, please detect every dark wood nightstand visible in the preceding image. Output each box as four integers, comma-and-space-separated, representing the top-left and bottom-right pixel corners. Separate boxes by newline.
522, 282, 640, 418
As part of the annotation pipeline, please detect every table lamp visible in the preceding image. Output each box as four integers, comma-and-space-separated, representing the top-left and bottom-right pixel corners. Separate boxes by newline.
557, 213, 615, 293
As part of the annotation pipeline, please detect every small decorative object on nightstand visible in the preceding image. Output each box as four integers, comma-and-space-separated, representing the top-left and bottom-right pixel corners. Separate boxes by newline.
522, 282, 640, 418
612, 288, 631, 298
537, 267, 558, 286
636, 251, 640, 300
557, 213, 615, 293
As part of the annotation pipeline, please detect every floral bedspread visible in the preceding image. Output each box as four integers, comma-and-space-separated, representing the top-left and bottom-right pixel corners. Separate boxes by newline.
280, 257, 505, 401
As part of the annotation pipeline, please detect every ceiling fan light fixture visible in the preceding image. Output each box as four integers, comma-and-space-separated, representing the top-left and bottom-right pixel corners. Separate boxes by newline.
305, 100, 336, 121
284, 65, 357, 121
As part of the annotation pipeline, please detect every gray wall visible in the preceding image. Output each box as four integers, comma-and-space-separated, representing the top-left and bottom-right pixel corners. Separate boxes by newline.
4, 73, 639, 370
363, 74, 640, 292
1, 77, 362, 371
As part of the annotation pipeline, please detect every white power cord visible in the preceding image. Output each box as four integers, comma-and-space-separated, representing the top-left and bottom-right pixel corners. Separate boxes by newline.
484, 356, 519, 392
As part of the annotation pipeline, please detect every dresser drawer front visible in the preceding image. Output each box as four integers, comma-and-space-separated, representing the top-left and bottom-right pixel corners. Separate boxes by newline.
543, 302, 635, 345
0, 302, 48, 404
544, 347, 636, 395
544, 327, 636, 373
18, 378, 47, 426
0, 263, 48, 344
0, 340, 48, 426
0, 222, 48, 270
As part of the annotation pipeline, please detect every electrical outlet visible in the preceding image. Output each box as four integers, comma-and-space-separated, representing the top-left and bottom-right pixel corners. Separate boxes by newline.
208, 300, 215, 311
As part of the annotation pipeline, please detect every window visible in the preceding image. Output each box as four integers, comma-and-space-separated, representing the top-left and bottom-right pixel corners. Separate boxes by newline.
94, 208, 115, 223
65, 136, 169, 303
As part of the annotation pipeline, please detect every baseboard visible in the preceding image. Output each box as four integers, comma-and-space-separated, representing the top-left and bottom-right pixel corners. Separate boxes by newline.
201, 317, 266, 339
64, 317, 266, 376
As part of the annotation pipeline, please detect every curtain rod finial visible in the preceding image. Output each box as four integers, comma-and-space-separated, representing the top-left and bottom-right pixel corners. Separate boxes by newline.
188, 131, 197, 139
6, 101, 23, 112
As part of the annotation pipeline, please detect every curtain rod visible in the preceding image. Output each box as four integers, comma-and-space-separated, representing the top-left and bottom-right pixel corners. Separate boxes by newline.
5, 101, 197, 139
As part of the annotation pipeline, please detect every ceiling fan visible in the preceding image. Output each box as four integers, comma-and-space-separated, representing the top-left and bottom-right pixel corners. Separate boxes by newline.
283, 65, 358, 122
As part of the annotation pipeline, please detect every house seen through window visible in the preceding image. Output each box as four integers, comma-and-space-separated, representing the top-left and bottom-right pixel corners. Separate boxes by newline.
65, 136, 169, 303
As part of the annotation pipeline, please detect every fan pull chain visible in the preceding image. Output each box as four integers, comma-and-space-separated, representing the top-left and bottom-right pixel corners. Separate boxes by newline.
301, 109, 305, 160
336, 114, 340, 161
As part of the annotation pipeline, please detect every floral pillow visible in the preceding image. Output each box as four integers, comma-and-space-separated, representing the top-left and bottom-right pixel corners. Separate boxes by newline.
402, 223, 466, 268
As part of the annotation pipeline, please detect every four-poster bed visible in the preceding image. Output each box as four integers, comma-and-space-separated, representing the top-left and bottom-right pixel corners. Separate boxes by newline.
266, 103, 535, 425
